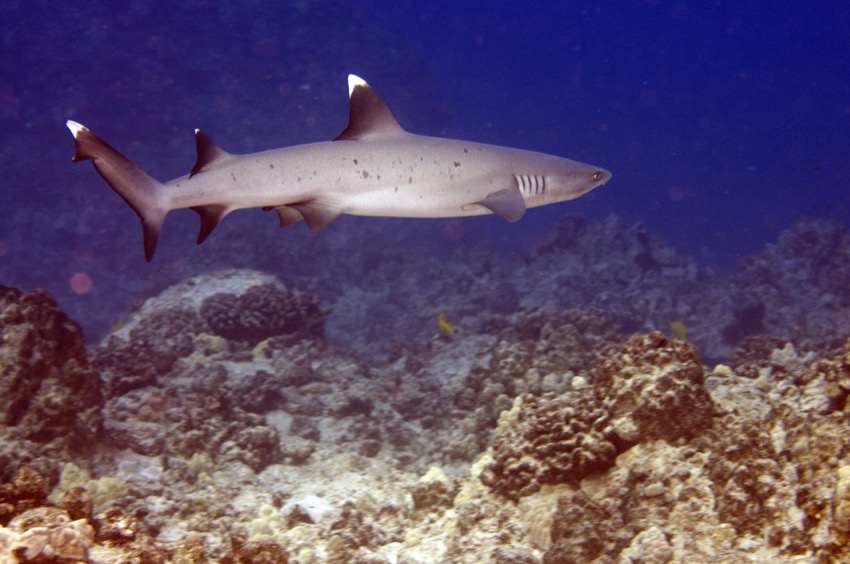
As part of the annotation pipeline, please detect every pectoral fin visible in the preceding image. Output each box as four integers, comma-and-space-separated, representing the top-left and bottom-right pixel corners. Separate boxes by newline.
471, 189, 527, 222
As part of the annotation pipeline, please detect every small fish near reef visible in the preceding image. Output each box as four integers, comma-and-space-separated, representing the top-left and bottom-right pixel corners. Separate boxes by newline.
67, 75, 611, 261
438, 311, 455, 337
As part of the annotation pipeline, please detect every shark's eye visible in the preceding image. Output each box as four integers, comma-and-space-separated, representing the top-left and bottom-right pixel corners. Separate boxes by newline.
592, 171, 604, 181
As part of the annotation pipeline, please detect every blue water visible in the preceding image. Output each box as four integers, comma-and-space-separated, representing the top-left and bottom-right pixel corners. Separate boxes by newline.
1, 1, 848, 341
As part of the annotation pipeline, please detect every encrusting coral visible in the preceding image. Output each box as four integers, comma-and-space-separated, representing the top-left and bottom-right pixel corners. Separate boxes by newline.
0, 467, 296, 562
92, 308, 202, 397
811, 337, 850, 410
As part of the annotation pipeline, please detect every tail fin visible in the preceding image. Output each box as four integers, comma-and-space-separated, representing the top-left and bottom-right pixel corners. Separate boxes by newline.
66, 120, 168, 261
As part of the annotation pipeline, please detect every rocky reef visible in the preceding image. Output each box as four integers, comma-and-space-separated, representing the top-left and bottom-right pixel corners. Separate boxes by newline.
0, 285, 103, 481
2, 217, 850, 562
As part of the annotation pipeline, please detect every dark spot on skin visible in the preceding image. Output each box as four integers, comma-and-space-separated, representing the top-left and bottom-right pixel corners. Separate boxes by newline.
463, 148, 469, 153
377, 175, 381, 180
353, 159, 359, 165
408, 177, 413, 184
362, 170, 370, 179
231, 173, 236, 182
298, 177, 302, 182
394, 186, 398, 193
453, 161, 460, 167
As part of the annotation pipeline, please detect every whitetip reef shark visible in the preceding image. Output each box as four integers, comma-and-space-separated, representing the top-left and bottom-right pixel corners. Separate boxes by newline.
67, 75, 611, 261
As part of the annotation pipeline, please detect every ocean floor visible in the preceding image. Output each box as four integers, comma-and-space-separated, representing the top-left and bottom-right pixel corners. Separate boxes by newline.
2, 215, 850, 562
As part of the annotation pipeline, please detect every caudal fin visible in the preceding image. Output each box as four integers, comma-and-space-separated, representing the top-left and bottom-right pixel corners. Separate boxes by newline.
66, 120, 168, 261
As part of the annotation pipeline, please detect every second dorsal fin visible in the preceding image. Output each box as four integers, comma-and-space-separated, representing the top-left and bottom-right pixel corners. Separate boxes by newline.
334, 75, 407, 141
190, 130, 234, 177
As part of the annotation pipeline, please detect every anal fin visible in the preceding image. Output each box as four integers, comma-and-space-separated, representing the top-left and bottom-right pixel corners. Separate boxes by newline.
289, 201, 341, 231
191, 204, 231, 244
271, 205, 304, 228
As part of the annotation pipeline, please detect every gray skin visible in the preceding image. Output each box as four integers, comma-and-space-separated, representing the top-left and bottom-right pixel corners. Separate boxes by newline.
67, 75, 611, 261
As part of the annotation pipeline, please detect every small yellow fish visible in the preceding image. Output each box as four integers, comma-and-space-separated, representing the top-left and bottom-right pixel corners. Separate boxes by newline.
109, 317, 126, 333
670, 320, 687, 340
438, 311, 455, 337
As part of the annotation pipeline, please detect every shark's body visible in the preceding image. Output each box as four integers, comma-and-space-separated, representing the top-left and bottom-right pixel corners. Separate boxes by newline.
67, 75, 611, 261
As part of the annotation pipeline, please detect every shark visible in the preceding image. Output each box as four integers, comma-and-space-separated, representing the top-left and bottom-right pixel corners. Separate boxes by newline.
67, 75, 611, 261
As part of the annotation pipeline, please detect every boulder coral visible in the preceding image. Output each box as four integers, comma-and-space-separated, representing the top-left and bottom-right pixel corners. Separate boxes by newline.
482, 331, 714, 500
200, 283, 326, 343
593, 331, 714, 443
480, 391, 618, 500
2, 507, 95, 562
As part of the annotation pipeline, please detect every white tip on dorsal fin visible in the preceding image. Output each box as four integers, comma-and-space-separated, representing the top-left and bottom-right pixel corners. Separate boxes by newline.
348, 74, 368, 97
334, 74, 407, 141
66, 120, 89, 138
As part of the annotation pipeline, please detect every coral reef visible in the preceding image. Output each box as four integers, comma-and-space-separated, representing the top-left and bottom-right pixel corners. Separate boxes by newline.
514, 215, 850, 363
90, 271, 332, 473
534, 337, 850, 562
481, 392, 617, 500
482, 332, 713, 500
809, 337, 850, 410
0, 468, 48, 526
102, 383, 283, 472
516, 215, 707, 349
593, 331, 714, 443
3, 214, 850, 562
3, 507, 95, 562
93, 308, 202, 397
0, 286, 103, 480
725, 217, 850, 353
93, 272, 325, 398
0, 468, 283, 562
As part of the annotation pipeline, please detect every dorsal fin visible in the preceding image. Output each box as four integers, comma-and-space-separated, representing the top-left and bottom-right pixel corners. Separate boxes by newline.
190, 130, 234, 177
334, 75, 407, 141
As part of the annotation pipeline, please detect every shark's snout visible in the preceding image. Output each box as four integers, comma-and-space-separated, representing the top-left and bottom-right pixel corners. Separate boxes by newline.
595, 168, 612, 187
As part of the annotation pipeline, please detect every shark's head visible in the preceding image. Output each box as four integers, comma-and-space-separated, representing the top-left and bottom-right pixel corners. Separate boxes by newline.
516, 156, 611, 209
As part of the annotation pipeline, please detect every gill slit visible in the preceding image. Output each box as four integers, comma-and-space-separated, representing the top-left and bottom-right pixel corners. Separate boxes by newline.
514, 174, 546, 196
